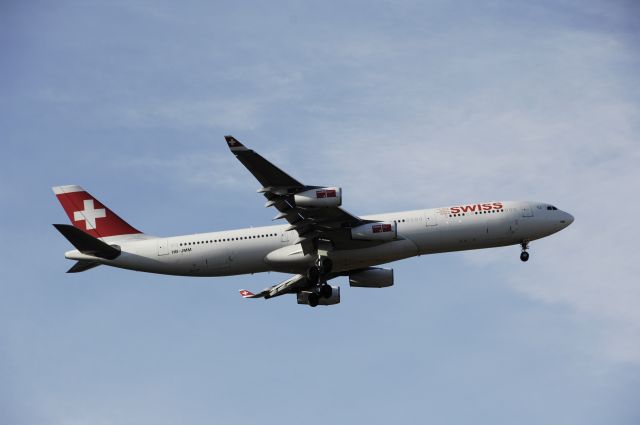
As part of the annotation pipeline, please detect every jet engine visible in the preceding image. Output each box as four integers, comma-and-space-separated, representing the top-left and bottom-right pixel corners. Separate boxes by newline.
294, 187, 342, 207
350, 221, 397, 241
297, 285, 341, 306
349, 268, 394, 288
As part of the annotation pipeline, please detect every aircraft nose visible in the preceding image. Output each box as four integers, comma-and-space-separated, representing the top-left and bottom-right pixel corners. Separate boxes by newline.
560, 212, 574, 227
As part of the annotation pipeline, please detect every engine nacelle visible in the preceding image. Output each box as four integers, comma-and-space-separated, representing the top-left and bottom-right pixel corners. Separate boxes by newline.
350, 221, 397, 241
297, 286, 341, 305
294, 187, 342, 207
349, 268, 394, 288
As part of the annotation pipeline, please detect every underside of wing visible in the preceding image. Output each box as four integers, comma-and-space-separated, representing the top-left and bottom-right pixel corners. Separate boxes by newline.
224, 136, 393, 252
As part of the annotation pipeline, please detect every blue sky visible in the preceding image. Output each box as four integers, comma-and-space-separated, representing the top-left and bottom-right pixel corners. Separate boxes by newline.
2, 1, 640, 424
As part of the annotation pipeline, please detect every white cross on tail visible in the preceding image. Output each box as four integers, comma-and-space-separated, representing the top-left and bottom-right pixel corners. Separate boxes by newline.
73, 199, 106, 230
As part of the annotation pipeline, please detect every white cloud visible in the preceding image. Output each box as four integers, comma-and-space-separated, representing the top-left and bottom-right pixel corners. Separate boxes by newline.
112, 152, 253, 190
119, 98, 264, 131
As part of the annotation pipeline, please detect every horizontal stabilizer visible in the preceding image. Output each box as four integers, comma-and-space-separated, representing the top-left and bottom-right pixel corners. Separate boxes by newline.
53, 224, 121, 260
67, 261, 101, 273
239, 289, 263, 299
238, 274, 309, 301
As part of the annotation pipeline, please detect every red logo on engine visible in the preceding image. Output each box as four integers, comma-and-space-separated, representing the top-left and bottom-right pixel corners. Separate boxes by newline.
316, 189, 337, 199
372, 224, 392, 233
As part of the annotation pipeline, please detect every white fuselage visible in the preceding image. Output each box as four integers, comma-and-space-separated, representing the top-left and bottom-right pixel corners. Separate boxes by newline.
65, 201, 573, 277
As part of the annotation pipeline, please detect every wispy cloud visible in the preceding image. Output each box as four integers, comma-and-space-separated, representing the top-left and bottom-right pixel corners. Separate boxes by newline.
120, 99, 264, 131
112, 151, 254, 190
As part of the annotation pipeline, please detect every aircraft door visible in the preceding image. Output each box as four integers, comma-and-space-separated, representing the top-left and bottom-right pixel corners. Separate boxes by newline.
157, 239, 170, 256
522, 205, 534, 218
424, 210, 439, 227
418, 210, 442, 254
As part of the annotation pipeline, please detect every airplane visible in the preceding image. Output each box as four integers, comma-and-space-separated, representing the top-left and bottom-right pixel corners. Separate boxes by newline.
52, 136, 574, 307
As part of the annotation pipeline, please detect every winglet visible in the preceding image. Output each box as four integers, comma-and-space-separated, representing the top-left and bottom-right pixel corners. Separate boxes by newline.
239, 289, 257, 298
225, 135, 248, 151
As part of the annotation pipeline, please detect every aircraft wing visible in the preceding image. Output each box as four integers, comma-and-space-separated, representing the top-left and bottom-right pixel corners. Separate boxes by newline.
225, 136, 380, 251
239, 273, 340, 300
239, 274, 307, 299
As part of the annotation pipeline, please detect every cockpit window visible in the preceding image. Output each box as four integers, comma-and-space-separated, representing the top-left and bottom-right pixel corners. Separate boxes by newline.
546, 205, 558, 210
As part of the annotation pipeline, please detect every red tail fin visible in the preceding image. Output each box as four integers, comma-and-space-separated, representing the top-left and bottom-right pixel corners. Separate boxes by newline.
52, 185, 142, 238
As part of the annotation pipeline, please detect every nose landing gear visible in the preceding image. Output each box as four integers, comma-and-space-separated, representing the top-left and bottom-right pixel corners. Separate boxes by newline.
520, 241, 530, 262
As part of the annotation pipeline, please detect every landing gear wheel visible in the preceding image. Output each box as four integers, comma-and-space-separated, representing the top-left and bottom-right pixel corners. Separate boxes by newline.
308, 292, 319, 307
319, 284, 333, 299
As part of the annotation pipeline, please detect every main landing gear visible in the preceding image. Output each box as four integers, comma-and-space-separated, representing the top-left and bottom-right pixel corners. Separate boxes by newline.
306, 257, 333, 307
520, 241, 530, 262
